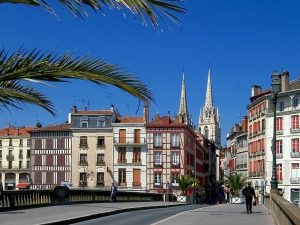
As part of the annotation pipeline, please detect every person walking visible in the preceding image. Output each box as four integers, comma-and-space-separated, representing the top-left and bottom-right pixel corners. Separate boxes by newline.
255, 187, 259, 205
242, 182, 255, 214
110, 183, 117, 202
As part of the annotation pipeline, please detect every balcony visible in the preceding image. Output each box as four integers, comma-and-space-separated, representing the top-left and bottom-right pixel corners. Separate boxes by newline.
276, 153, 283, 159
154, 163, 163, 168
132, 159, 142, 164
79, 181, 87, 187
118, 182, 127, 187
79, 161, 88, 166
171, 163, 180, 168
132, 182, 141, 187
113, 137, 146, 146
96, 144, 106, 150
19, 154, 23, 159
290, 127, 300, 134
290, 177, 300, 184
291, 152, 300, 158
278, 179, 283, 184
117, 159, 127, 164
79, 144, 88, 149
276, 130, 283, 135
96, 182, 105, 187
96, 161, 105, 166
6, 154, 14, 161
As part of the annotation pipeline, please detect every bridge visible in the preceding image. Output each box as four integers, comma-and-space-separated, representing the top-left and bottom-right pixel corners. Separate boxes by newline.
0, 188, 299, 225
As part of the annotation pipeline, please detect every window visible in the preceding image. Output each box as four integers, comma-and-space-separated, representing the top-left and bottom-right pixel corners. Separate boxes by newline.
27, 150, 30, 158
171, 173, 179, 187
293, 98, 299, 108
291, 163, 300, 179
19, 139, 23, 147
291, 115, 299, 130
19, 161, 22, 169
154, 173, 162, 186
118, 147, 126, 163
0, 140, 2, 146
96, 154, 105, 165
26, 161, 30, 169
118, 168, 126, 186
80, 116, 88, 128
276, 117, 283, 131
9, 139, 13, 147
154, 151, 162, 166
97, 117, 105, 128
0, 161, 2, 168
0, 150, 2, 159
8, 161, 12, 169
170, 133, 180, 147
119, 129, 126, 143
134, 129, 141, 143
292, 139, 299, 153
276, 140, 283, 154
204, 127, 209, 138
79, 173, 87, 186
79, 154, 88, 165
79, 136, 88, 148
27, 139, 31, 147
262, 119, 265, 131
96, 172, 104, 187
133, 147, 141, 163
171, 151, 180, 166
153, 133, 162, 147
276, 164, 283, 181
279, 101, 284, 111
97, 136, 105, 148
19, 150, 23, 159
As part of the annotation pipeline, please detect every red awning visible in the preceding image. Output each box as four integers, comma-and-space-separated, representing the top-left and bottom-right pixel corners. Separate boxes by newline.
16, 183, 30, 189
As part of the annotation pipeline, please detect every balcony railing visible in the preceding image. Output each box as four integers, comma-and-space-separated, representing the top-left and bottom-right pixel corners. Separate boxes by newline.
132, 159, 141, 164
171, 163, 180, 168
290, 177, 300, 184
276, 130, 283, 135
79, 181, 87, 187
79, 161, 88, 166
19, 154, 23, 159
117, 159, 127, 164
96, 144, 106, 149
132, 182, 141, 187
79, 144, 88, 149
278, 179, 283, 184
154, 163, 163, 168
114, 137, 146, 145
96, 182, 105, 187
6, 154, 14, 161
276, 153, 283, 159
96, 161, 105, 166
290, 127, 300, 133
291, 152, 300, 158
118, 182, 127, 187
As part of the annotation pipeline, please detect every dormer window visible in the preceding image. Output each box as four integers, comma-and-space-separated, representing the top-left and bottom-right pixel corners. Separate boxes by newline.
80, 116, 88, 128
97, 117, 105, 128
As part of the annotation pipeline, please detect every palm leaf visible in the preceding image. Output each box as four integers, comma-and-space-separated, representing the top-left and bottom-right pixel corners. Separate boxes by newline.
0, 0, 185, 27
0, 49, 154, 115
225, 172, 247, 196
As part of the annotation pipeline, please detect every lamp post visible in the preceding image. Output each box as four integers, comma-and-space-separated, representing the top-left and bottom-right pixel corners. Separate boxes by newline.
270, 72, 281, 190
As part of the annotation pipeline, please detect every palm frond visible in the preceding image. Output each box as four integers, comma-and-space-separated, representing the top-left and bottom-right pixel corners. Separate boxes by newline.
0, 48, 154, 114
0, 0, 185, 28
0, 80, 55, 115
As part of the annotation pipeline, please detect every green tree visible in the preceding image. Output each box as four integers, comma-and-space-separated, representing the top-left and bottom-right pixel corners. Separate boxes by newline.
0, 0, 184, 115
176, 175, 199, 195
225, 173, 247, 196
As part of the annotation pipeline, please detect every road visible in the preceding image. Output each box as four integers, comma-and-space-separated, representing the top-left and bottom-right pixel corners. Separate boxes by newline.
74, 205, 204, 225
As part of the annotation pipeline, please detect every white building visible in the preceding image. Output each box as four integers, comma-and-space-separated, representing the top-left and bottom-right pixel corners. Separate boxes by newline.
112, 116, 147, 191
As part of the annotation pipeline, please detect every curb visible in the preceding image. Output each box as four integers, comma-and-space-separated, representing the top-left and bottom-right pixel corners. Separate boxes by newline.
40, 203, 187, 225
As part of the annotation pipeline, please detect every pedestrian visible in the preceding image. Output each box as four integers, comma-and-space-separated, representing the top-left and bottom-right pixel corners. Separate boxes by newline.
110, 183, 117, 202
0, 182, 3, 201
242, 182, 255, 214
225, 185, 230, 204
255, 187, 259, 205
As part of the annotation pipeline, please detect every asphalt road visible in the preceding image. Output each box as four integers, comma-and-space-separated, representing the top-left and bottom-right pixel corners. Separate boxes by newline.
74, 205, 204, 225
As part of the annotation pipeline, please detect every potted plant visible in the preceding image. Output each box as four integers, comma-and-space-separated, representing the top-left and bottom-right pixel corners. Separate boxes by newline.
176, 175, 199, 203
225, 172, 247, 203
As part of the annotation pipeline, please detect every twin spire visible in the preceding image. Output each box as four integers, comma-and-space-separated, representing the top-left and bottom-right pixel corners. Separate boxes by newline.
204, 69, 213, 108
178, 72, 189, 124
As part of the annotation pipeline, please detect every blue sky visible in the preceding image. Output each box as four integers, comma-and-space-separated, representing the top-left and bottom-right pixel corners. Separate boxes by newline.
1, 0, 300, 145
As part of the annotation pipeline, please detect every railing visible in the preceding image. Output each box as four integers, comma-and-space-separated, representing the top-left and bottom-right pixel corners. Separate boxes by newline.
132, 159, 141, 164
6, 154, 14, 161
96, 161, 105, 166
290, 127, 300, 133
117, 159, 127, 164
114, 137, 146, 145
79, 161, 88, 166
0, 188, 163, 210
290, 177, 300, 184
291, 152, 300, 158
266, 191, 300, 225
276, 130, 283, 135
96, 144, 106, 149
276, 153, 283, 159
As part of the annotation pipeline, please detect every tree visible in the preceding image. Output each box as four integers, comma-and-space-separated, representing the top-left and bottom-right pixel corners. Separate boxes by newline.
0, 0, 184, 115
224, 173, 247, 197
176, 175, 199, 195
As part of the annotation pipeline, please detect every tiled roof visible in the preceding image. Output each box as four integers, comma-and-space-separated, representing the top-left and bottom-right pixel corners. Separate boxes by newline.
146, 115, 186, 128
72, 110, 113, 115
0, 127, 34, 137
116, 116, 144, 123
30, 124, 71, 132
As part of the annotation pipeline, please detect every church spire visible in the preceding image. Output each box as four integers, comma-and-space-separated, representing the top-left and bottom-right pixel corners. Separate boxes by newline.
204, 69, 213, 108
178, 72, 189, 124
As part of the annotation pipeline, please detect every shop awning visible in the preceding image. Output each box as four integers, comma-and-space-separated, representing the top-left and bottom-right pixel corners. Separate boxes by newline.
16, 183, 30, 189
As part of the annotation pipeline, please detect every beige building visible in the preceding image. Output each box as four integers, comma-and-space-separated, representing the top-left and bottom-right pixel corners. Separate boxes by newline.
70, 106, 117, 189
0, 126, 32, 190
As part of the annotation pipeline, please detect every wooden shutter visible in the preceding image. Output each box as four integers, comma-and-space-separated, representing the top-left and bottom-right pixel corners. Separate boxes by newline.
134, 129, 140, 143
133, 169, 141, 186
119, 129, 126, 143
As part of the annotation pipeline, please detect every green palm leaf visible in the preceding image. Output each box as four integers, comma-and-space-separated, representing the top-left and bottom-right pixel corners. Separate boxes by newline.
0, 49, 154, 115
225, 172, 247, 196
0, 0, 185, 28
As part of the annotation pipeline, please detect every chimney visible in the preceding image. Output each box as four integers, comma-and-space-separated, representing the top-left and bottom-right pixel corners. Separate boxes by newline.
251, 85, 262, 97
72, 105, 77, 113
241, 116, 248, 132
143, 104, 149, 124
281, 71, 289, 92
111, 104, 115, 112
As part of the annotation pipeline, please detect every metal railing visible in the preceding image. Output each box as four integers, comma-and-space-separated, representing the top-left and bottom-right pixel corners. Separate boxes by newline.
114, 137, 146, 145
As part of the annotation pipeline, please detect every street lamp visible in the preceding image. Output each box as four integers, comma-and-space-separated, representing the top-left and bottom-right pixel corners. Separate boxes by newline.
270, 72, 281, 190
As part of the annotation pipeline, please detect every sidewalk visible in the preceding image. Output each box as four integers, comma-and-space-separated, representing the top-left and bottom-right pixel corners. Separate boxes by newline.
151, 204, 275, 225
0, 202, 184, 225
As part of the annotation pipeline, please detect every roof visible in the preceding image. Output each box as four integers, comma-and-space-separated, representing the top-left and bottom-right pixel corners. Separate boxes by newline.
0, 127, 34, 137
30, 124, 71, 132
115, 116, 144, 123
146, 115, 187, 128
72, 110, 113, 115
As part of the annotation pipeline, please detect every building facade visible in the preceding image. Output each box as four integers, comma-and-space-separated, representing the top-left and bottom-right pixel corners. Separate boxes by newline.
0, 126, 32, 190
112, 116, 147, 191
30, 124, 71, 189
70, 106, 117, 188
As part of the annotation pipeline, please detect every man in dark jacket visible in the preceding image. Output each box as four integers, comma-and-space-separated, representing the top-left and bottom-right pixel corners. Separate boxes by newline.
242, 182, 255, 213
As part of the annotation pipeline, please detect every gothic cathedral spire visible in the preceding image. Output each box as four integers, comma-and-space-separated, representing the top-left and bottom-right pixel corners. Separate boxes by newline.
178, 72, 189, 125
198, 69, 221, 145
